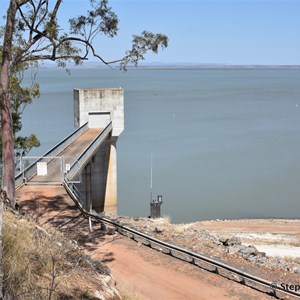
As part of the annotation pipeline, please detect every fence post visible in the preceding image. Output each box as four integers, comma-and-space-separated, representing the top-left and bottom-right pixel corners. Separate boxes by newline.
61, 156, 65, 183
21, 157, 26, 184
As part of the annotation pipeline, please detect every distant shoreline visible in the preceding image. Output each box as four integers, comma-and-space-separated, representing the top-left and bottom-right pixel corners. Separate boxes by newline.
38, 63, 300, 71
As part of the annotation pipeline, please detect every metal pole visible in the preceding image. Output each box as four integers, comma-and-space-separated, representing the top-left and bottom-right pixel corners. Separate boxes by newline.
150, 153, 153, 202
61, 156, 65, 182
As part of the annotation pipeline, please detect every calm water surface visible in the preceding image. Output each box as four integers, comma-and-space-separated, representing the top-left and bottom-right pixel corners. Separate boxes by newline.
21, 68, 300, 223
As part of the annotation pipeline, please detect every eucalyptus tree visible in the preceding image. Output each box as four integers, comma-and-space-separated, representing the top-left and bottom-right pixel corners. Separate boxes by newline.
0, 0, 168, 208
0, 58, 41, 163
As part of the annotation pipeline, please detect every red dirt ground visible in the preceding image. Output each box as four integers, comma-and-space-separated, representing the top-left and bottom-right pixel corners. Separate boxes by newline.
17, 185, 277, 300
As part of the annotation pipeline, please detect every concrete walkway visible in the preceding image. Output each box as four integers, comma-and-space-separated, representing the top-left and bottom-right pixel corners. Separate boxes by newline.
28, 128, 102, 183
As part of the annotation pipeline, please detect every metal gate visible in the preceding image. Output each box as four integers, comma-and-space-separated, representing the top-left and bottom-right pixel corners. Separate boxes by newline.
63, 156, 81, 183
21, 156, 64, 184
21, 156, 82, 184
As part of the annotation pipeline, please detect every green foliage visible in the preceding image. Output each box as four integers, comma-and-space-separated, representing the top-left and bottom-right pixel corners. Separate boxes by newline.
10, 74, 40, 120
69, 0, 119, 39
15, 134, 40, 157
121, 31, 168, 69
11, 76, 41, 158
0, 61, 41, 160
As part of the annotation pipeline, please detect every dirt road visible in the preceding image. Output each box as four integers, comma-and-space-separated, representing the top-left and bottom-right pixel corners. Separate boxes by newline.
17, 186, 275, 300
89, 235, 273, 300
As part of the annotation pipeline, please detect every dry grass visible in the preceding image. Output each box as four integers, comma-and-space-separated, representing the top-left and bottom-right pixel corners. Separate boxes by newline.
161, 215, 172, 226
173, 223, 193, 235
173, 226, 186, 235
2, 207, 112, 299
241, 239, 300, 247
203, 241, 215, 249
119, 289, 142, 300
284, 256, 300, 264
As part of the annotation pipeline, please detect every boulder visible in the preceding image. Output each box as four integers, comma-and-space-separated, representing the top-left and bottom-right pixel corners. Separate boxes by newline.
226, 236, 242, 246
154, 227, 163, 233
106, 227, 116, 235
219, 237, 228, 244
220, 236, 242, 246
227, 245, 244, 254
239, 245, 258, 257
291, 267, 300, 274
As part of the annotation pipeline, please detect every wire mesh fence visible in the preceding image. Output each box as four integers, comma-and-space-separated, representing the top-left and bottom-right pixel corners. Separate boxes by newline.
21, 156, 64, 184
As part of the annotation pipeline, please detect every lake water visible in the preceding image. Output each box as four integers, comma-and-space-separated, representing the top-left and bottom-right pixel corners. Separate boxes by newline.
21, 68, 300, 223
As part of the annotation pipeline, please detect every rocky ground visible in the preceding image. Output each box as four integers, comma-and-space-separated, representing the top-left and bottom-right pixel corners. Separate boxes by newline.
110, 215, 300, 286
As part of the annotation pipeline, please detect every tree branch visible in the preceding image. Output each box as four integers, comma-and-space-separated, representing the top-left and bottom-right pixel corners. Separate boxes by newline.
34, 1, 49, 30
16, 0, 31, 9
14, 0, 63, 66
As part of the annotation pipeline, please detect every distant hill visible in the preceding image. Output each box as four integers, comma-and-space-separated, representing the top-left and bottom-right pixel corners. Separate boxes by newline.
40, 61, 300, 70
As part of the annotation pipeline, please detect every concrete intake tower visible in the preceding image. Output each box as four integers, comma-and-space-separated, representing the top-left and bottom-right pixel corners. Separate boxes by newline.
73, 88, 124, 213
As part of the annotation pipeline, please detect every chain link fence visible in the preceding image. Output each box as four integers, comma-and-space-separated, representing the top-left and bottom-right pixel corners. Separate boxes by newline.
18, 156, 80, 184
21, 156, 63, 184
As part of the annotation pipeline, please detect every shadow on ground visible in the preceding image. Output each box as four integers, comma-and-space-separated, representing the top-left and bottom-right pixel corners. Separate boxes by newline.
18, 188, 116, 260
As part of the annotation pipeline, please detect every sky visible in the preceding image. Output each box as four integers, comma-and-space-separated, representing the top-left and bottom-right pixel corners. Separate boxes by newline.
1, 0, 300, 65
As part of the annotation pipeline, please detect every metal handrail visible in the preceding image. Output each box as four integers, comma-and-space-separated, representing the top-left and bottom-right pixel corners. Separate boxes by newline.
15, 123, 89, 188
64, 180, 85, 206
63, 178, 300, 300
67, 122, 112, 180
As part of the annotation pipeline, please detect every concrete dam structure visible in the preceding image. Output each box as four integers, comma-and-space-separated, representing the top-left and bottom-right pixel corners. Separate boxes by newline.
16, 88, 124, 214
73, 88, 124, 212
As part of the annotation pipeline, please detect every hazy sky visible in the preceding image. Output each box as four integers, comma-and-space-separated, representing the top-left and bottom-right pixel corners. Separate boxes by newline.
1, 0, 300, 65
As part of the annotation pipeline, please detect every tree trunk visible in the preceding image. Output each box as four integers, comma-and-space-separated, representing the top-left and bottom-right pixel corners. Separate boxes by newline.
0, 0, 18, 208
0, 90, 15, 208
0, 201, 3, 299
